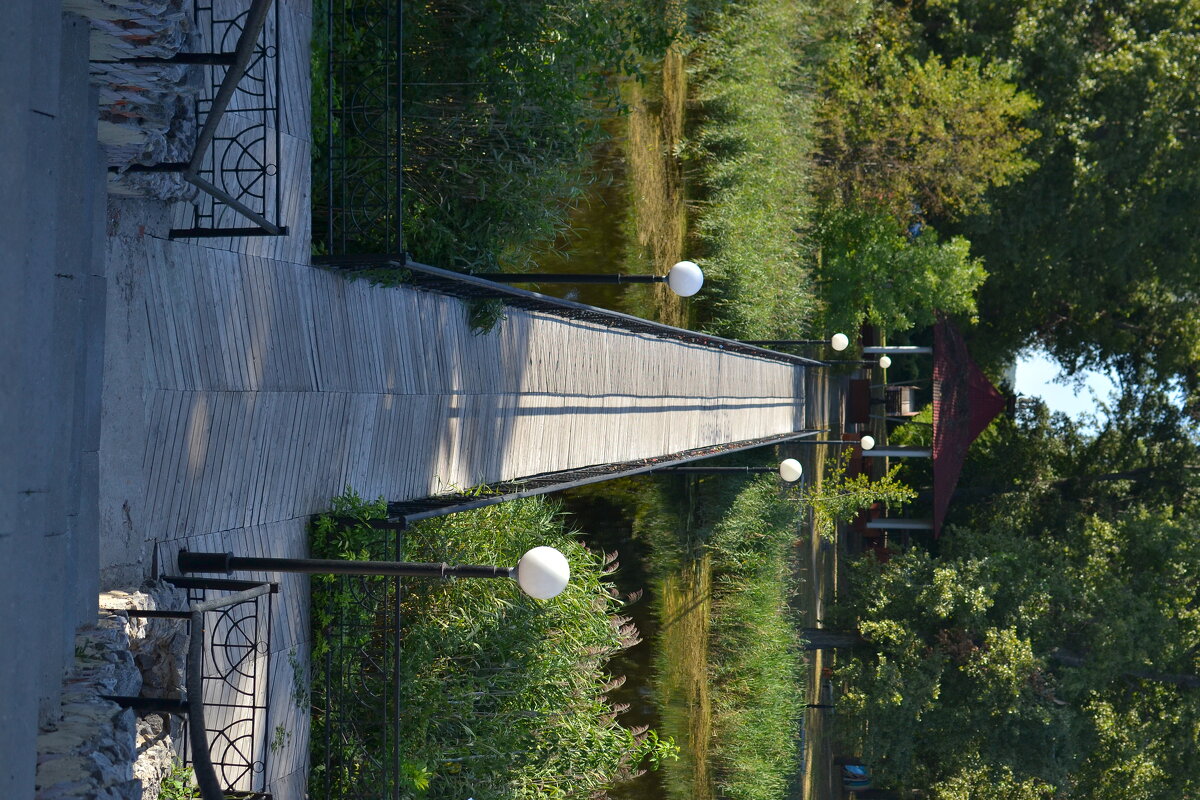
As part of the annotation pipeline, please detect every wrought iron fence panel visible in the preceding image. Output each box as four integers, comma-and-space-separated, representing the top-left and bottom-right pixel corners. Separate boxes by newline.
180, 585, 275, 796
313, 527, 404, 800
181, 0, 283, 237
315, 0, 403, 256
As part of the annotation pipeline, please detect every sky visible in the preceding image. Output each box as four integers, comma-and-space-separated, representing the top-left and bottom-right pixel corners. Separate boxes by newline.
1013, 349, 1118, 425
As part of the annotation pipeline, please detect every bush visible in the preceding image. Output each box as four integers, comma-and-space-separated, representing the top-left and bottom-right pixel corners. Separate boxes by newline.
310, 490, 672, 800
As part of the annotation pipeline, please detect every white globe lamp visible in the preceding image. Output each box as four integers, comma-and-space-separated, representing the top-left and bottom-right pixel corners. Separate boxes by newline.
830, 333, 850, 352
878, 355, 892, 369
860, 435, 876, 451
667, 261, 704, 297
778, 458, 803, 483
515, 546, 571, 600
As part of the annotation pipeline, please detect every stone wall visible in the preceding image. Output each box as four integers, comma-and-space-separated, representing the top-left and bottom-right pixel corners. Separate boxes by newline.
36, 587, 191, 800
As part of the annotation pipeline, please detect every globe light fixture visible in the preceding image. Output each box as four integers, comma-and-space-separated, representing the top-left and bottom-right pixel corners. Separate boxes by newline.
877, 355, 892, 369
515, 546, 572, 600
860, 435, 876, 451
667, 260, 705, 297
778, 458, 804, 483
830, 333, 850, 352
177, 546, 572, 600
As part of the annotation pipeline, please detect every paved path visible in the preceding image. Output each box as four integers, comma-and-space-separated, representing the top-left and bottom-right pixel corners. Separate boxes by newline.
1, 4, 107, 796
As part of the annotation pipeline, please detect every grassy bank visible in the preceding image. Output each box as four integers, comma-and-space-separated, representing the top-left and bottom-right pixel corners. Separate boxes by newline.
312, 0, 672, 271
639, 473, 806, 800
688, 0, 818, 338
309, 491, 672, 800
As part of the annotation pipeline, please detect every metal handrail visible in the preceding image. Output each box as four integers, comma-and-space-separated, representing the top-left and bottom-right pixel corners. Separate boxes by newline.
177, 0, 281, 235
104, 582, 274, 800
186, 583, 274, 800
317, 256, 828, 368
115, 0, 285, 238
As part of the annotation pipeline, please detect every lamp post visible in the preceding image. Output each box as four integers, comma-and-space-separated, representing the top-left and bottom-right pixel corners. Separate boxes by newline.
862, 346, 932, 355
177, 546, 572, 600
739, 333, 850, 351
484, 260, 705, 297
654, 459, 806, 482
821, 357, 892, 368
779, 435, 876, 450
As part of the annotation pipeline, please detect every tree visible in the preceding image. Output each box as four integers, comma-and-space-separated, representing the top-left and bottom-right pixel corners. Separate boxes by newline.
815, 0, 1038, 220
814, 203, 987, 336
831, 506, 1200, 799
913, 0, 1200, 412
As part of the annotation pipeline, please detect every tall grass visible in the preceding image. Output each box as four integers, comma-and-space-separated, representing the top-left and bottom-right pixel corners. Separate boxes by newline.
310, 491, 670, 800
639, 473, 805, 800
688, 0, 818, 338
313, 0, 673, 272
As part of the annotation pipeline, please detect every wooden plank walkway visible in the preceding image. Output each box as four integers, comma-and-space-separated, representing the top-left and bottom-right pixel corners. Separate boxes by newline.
96, 0, 810, 795
132, 239, 807, 538
103, 226, 809, 795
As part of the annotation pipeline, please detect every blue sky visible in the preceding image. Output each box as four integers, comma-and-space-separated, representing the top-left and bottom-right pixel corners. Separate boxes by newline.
1013, 349, 1118, 424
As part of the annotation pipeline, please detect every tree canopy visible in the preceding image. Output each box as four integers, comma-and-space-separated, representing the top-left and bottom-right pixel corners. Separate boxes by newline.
911, 0, 1200, 410
832, 390, 1200, 798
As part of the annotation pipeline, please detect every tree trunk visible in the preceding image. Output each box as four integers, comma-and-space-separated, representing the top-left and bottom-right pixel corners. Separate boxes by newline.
803, 628, 865, 650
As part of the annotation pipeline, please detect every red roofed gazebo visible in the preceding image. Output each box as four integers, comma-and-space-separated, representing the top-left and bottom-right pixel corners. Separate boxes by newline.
860, 317, 1007, 538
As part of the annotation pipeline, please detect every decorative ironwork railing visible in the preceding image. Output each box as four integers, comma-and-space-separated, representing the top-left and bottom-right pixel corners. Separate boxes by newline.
313, 0, 403, 256
114, 0, 287, 238
108, 576, 276, 800
171, 576, 276, 797
310, 528, 404, 800
174, 0, 285, 238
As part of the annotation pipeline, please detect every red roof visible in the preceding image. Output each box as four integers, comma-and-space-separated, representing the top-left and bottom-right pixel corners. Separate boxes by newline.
931, 319, 1006, 536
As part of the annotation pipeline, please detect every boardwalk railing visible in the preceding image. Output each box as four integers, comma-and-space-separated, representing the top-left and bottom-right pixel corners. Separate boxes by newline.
318, 257, 828, 368
383, 430, 820, 527
119, 0, 286, 239
108, 577, 276, 799
314, 0, 404, 256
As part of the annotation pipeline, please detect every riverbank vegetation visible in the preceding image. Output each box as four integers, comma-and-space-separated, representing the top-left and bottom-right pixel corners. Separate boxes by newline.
633, 474, 805, 800
309, 491, 675, 800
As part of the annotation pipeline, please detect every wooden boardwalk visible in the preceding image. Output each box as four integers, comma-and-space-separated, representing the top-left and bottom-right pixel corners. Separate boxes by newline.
96, 0, 810, 795
103, 231, 809, 795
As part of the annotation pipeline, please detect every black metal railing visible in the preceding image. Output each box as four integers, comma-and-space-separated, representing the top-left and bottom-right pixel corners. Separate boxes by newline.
107, 578, 276, 800
176, 577, 275, 796
314, 0, 403, 256
317, 257, 828, 368
383, 430, 820, 527
311, 527, 404, 800
174, 0, 285, 238
116, 0, 286, 238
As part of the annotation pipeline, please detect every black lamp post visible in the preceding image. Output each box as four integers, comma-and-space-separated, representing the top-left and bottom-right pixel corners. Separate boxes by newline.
485, 261, 705, 297
740, 333, 850, 351
177, 546, 572, 600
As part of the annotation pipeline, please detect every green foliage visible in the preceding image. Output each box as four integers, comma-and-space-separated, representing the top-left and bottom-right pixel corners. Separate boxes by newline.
310, 489, 669, 800
835, 501, 1200, 797
814, 0, 1038, 220
814, 203, 987, 335
803, 451, 915, 542
915, 0, 1200, 408
158, 760, 199, 800
635, 473, 805, 800
314, 0, 674, 277
688, 0, 818, 338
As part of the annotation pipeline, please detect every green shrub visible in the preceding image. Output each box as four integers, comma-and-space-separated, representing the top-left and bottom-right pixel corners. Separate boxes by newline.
637, 473, 806, 800
814, 203, 987, 336
310, 490, 672, 800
